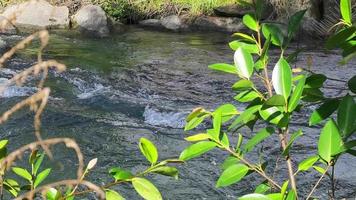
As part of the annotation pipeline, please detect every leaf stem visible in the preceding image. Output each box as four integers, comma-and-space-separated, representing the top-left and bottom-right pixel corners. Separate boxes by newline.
306, 164, 331, 199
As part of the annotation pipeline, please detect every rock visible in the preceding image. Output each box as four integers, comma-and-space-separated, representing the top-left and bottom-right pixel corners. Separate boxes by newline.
161, 15, 187, 31
192, 16, 246, 33
139, 19, 163, 28
214, 4, 273, 19
0, 0, 69, 30
0, 37, 8, 52
0, 16, 16, 34
72, 5, 109, 37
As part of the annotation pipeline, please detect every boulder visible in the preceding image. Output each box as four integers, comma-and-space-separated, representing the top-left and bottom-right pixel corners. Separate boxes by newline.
192, 16, 246, 33
72, 5, 110, 37
0, 0, 69, 30
139, 19, 163, 28
214, 4, 273, 19
0, 16, 16, 34
161, 15, 187, 31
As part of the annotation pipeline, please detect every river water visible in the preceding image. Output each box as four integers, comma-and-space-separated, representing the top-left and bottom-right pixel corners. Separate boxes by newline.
0, 27, 355, 199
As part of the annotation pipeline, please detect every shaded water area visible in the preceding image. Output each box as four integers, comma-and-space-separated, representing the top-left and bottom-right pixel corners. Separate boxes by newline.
0, 27, 356, 199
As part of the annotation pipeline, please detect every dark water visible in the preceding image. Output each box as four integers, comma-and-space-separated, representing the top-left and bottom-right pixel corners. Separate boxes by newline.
0, 27, 355, 199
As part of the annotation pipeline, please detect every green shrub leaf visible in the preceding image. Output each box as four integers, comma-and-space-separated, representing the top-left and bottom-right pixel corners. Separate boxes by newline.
185, 134, 211, 142
34, 168, 51, 188
287, 10, 306, 38
309, 99, 340, 126
318, 120, 344, 163
305, 74, 327, 88
337, 95, 356, 137
282, 130, 303, 156
185, 113, 210, 131
265, 95, 285, 107
179, 141, 216, 161
244, 127, 274, 153
208, 63, 238, 74
340, 0, 352, 24
109, 168, 133, 181
139, 138, 158, 165
229, 41, 259, 54
272, 58, 292, 100
298, 155, 319, 172
234, 47, 254, 79
150, 166, 179, 179
326, 26, 356, 49
216, 164, 249, 187
288, 75, 306, 112
348, 75, 356, 93
215, 104, 238, 123
234, 90, 260, 102
12, 167, 32, 181
132, 177, 162, 200
105, 189, 125, 200
46, 188, 61, 200
232, 80, 254, 91
239, 193, 271, 200
262, 23, 284, 46
243, 13, 258, 31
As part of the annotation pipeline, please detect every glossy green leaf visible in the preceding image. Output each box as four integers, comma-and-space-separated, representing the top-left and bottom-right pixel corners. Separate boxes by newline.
298, 155, 319, 172
215, 104, 238, 123
34, 153, 45, 175
233, 33, 256, 43
282, 130, 303, 156
221, 156, 240, 170
262, 23, 284, 46
348, 75, 356, 93
46, 188, 61, 200
239, 193, 271, 200
179, 141, 216, 161
326, 26, 356, 49
234, 47, 254, 79
208, 63, 238, 74
243, 13, 258, 31
139, 138, 158, 164
287, 10, 306, 38
216, 164, 249, 187
185, 113, 209, 131
286, 190, 296, 200
254, 183, 270, 194
109, 168, 133, 181
244, 127, 274, 152
340, 0, 352, 24
288, 76, 306, 112
132, 177, 162, 200
259, 106, 284, 125
150, 166, 179, 179
212, 111, 222, 140
0, 140, 8, 149
265, 95, 285, 107
230, 105, 262, 130
337, 95, 356, 137
234, 90, 260, 102
313, 166, 327, 174
232, 80, 254, 91
302, 88, 324, 102
185, 134, 211, 142
272, 58, 292, 100
266, 193, 283, 200
305, 74, 327, 88
309, 99, 340, 126
280, 180, 289, 198
106, 189, 125, 200
12, 167, 32, 181
3, 179, 20, 197
318, 120, 344, 163
229, 41, 259, 54
34, 168, 51, 188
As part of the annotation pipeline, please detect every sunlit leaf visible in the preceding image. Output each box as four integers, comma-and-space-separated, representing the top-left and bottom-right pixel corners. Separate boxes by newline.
12, 167, 32, 181
229, 41, 259, 54
215, 104, 238, 123
46, 188, 61, 200
216, 164, 249, 187
232, 80, 254, 91
139, 138, 158, 165
264, 95, 285, 107
185, 133, 211, 142
272, 58, 292, 100
340, 0, 352, 24
337, 95, 356, 137
150, 166, 179, 179
239, 193, 271, 200
234, 90, 260, 102
254, 183, 270, 194
262, 23, 284, 46
179, 141, 216, 161
34, 168, 51, 188
288, 75, 306, 112
109, 168, 133, 181
244, 127, 274, 153
233, 33, 256, 43
326, 26, 356, 49
318, 120, 344, 163
106, 189, 125, 200
283, 130, 303, 156
234, 47, 254, 79
208, 63, 238, 74
309, 99, 339, 126
132, 178, 162, 200
221, 156, 240, 170
243, 13, 258, 31
185, 113, 210, 131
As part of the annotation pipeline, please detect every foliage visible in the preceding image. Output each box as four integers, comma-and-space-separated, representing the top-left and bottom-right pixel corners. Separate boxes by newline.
180, 0, 356, 199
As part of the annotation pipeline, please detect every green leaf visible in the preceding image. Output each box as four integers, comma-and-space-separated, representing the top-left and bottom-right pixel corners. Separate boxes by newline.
243, 13, 258, 31
229, 41, 259, 54
287, 10, 306, 38
0, 140, 8, 149
215, 104, 238, 123
234, 47, 254, 79
184, 113, 209, 131
232, 80, 254, 91
348, 75, 356, 93
233, 33, 256, 43
254, 183, 271, 194
288, 76, 306, 112
286, 190, 296, 200
132, 177, 162, 200
106, 189, 125, 200
216, 164, 249, 187
239, 193, 271, 200
280, 181, 289, 198
230, 105, 262, 130
337, 95, 356, 137
340, 0, 352, 24
46, 188, 61, 200
212, 111, 222, 140
282, 130, 303, 156
208, 63, 238, 74
12, 167, 32, 181
139, 138, 158, 165
34, 153, 45, 175
259, 106, 284, 125
326, 26, 356, 49
244, 127, 274, 152
302, 88, 324, 102
298, 156, 319, 172
313, 166, 327, 174
305, 74, 327, 88
179, 141, 216, 161
318, 120, 344, 163
272, 58, 292, 100
262, 23, 284, 46
185, 134, 211, 142
265, 95, 285, 107
221, 156, 240, 170
309, 99, 340, 126
109, 168, 133, 181
3, 179, 20, 197
150, 166, 179, 179
34, 168, 51, 188
234, 90, 260, 102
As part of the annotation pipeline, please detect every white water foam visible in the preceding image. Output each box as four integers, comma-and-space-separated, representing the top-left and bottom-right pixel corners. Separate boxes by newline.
143, 106, 188, 128
0, 78, 37, 98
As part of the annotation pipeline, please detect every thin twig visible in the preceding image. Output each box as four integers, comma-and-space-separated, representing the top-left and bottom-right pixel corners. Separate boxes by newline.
306, 165, 331, 199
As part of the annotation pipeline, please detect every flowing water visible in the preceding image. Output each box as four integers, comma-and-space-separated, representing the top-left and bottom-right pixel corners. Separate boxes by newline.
0, 27, 355, 199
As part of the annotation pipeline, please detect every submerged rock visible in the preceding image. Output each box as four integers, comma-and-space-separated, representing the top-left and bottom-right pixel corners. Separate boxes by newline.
161, 15, 187, 31
0, 0, 69, 30
192, 16, 245, 32
139, 19, 163, 29
214, 4, 273, 19
72, 5, 110, 37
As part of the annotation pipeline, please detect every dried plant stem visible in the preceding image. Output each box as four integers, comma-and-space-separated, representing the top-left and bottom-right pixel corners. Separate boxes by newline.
306, 165, 331, 199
